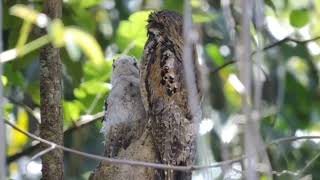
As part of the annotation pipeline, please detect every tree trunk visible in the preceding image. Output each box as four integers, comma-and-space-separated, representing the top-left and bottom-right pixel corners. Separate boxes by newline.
39, 0, 63, 179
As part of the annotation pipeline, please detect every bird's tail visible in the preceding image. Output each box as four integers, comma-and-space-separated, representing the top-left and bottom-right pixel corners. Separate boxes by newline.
163, 170, 191, 180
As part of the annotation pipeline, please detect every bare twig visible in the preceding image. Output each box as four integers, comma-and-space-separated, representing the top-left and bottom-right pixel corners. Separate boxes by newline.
298, 151, 320, 177
6, 119, 320, 172
27, 145, 56, 166
7, 111, 104, 163
211, 60, 236, 74
7, 97, 41, 124
262, 36, 320, 52
211, 35, 320, 74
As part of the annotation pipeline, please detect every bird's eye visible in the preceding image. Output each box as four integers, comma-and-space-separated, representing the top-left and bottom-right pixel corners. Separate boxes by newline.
112, 64, 115, 69
148, 31, 155, 38
133, 62, 137, 67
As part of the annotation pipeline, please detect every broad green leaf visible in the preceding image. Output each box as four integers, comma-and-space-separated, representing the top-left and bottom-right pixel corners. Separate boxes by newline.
224, 79, 241, 108
115, 11, 151, 58
49, 19, 104, 64
83, 61, 112, 81
8, 109, 29, 156
205, 44, 224, 66
79, 0, 102, 8
163, 0, 183, 12
74, 88, 87, 99
65, 28, 105, 64
63, 100, 84, 126
2, 76, 8, 86
49, 19, 65, 47
70, 8, 97, 33
4, 64, 24, 87
4, 103, 14, 119
192, 13, 217, 23
289, 9, 309, 28
191, 0, 201, 8
68, 0, 102, 9
80, 80, 109, 95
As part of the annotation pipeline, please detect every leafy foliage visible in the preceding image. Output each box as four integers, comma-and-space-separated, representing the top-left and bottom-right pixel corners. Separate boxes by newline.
3, 0, 320, 179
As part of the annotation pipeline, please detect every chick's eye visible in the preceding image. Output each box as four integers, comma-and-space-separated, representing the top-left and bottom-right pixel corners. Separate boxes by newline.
148, 31, 155, 38
133, 62, 137, 67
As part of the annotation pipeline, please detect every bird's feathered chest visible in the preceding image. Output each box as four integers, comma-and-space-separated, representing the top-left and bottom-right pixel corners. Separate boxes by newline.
141, 36, 189, 117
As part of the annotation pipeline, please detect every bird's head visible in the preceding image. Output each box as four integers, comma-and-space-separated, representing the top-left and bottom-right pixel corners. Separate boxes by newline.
146, 11, 183, 42
111, 55, 139, 79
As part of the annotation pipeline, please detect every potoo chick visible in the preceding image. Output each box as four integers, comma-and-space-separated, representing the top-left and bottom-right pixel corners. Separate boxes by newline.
101, 55, 147, 157
140, 11, 201, 180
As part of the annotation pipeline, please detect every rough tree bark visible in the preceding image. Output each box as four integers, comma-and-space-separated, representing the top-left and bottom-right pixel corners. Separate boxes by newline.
39, 0, 63, 179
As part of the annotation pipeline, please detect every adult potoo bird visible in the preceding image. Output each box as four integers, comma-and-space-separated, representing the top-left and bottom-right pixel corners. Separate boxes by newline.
140, 11, 201, 180
101, 55, 147, 158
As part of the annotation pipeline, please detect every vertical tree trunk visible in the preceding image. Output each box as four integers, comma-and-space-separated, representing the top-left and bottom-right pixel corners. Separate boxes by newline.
0, 0, 6, 179
39, 0, 63, 179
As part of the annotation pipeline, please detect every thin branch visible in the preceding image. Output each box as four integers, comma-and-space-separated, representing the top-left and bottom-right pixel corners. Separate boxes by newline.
5, 119, 320, 172
64, 112, 104, 133
211, 35, 320, 74
0, 35, 51, 63
298, 151, 320, 177
211, 60, 235, 74
262, 36, 320, 52
268, 136, 320, 145
7, 111, 104, 163
7, 96, 41, 124
28, 145, 55, 163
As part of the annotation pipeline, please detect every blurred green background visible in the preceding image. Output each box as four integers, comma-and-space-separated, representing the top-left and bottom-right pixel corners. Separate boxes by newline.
3, 0, 320, 179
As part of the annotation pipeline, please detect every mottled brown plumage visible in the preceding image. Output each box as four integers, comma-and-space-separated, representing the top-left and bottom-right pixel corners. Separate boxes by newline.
140, 11, 201, 180
102, 56, 146, 158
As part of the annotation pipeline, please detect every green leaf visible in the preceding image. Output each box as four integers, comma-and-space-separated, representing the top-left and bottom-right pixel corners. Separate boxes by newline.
79, 0, 102, 8
163, 0, 183, 12
63, 100, 84, 126
289, 9, 310, 28
80, 80, 109, 95
115, 11, 151, 58
192, 13, 217, 23
83, 61, 112, 81
74, 88, 87, 99
4, 64, 24, 87
49, 19, 65, 47
70, 8, 97, 33
2, 76, 8, 86
4, 103, 14, 119
64, 27, 105, 64
205, 44, 224, 65
8, 108, 29, 156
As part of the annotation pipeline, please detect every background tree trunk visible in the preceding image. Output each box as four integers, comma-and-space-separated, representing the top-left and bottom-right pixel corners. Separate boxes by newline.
39, 0, 63, 179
